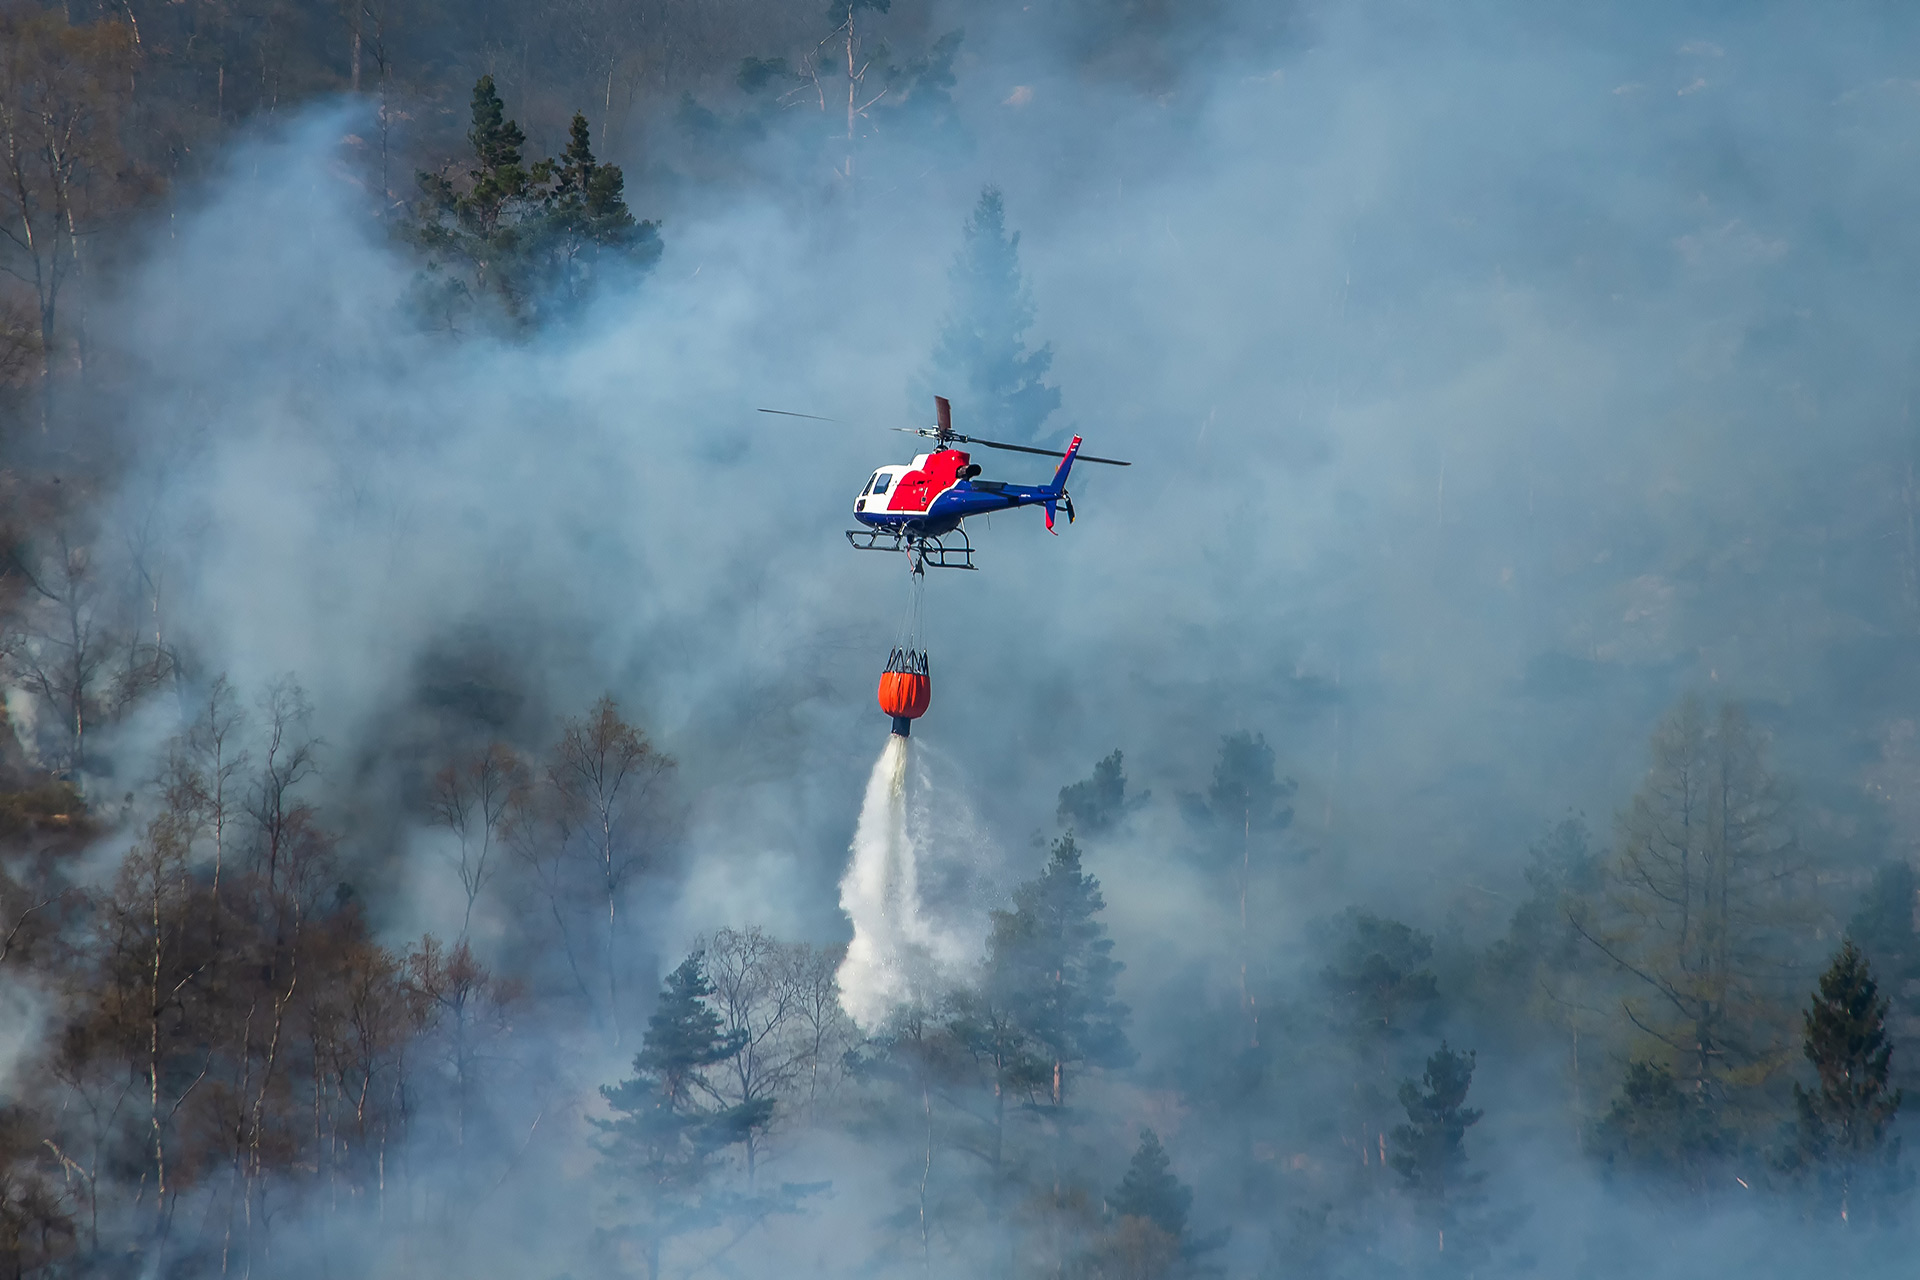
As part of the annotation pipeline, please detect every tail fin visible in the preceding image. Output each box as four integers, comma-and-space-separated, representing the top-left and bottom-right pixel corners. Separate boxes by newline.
1048, 436, 1083, 494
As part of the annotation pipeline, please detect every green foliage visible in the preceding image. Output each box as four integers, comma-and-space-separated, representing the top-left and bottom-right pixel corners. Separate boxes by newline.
735, 57, 794, 94
1388, 1043, 1516, 1274
1502, 816, 1601, 969
1479, 816, 1610, 1056
985, 833, 1133, 1104
1848, 863, 1920, 990
461, 75, 532, 224
595, 952, 769, 1276
1388, 1043, 1483, 1202
843, 1001, 1034, 1265
1110, 1128, 1191, 1241
944, 985, 1051, 1110
1787, 940, 1903, 1217
1181, 731, 1296, 867
411, 77, 660, 328
627, 953, 747, 1096
1058, 749, 1146, 837
1574, 696, 1803, 1094
1321, 909, 1443, 1037
1591, 1061, 1735, 1193
925, 187, 1060, 444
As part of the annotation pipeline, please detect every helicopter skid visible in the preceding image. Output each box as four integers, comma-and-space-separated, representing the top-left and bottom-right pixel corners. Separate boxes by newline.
845, 526, 977, 571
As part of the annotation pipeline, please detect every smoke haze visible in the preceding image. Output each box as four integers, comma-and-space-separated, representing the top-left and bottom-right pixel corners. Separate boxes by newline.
9, 0, 1920, 1275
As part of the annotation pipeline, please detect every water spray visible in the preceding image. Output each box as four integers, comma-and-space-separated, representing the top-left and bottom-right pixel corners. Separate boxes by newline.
835, 735, 917, 1026
837, 572, 938, 1024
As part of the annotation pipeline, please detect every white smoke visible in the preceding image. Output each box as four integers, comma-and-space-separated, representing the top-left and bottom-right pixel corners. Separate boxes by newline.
835, 735, 988, 1027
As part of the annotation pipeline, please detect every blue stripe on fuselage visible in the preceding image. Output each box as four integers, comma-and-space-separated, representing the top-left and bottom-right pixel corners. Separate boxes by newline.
854, 480, 1050, 534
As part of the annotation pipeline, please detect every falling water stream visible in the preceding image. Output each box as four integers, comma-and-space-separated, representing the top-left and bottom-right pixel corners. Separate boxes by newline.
835, 735, 980, 1028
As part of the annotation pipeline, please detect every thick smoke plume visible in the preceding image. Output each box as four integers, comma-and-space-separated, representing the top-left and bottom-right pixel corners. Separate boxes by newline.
9, 0, 1920, 1276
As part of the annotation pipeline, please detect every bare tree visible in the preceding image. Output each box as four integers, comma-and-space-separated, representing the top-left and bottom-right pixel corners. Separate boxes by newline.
1572, 695, 1809, 1097
697, 930, 857, 1186
404, 935, 517, 1157
247, 677, 318, 894
96, 765, 213, 1240
2, 526, 110, 773
118, 496, 180, 702
0, 10, 137, 416
328, 936, 424, 1212
0, 296, 38, 393
0, 788, 81, 966
234, 677, 328, 1260
701, 927, 802, 1185
547, 694, 673, 1043
186, 676, 248, 913
785, 941, 854, 1117
1, 512, 173, 776
507, 780, 597, 1015
429, 742, 529, 939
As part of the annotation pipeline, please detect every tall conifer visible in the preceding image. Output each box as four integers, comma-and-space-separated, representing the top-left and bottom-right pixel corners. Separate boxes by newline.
927, 187, 1060, 444
1389, 1042, 1483, 1203
1110, 1128, 1192, 1240
1792, 940, 1903, 1221
414, 78, 659, 324
985, 833, 1132, 1107
595, 953, 767, 1280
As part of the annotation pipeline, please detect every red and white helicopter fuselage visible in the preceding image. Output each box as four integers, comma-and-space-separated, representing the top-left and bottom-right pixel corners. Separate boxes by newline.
852, 438, 1085, 538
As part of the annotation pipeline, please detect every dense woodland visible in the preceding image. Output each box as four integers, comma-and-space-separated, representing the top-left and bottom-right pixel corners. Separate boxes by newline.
5, 0, 1920, 1277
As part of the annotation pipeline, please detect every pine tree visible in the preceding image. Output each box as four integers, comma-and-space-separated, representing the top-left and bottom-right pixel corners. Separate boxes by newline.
942, 985, 1049, 1183
1388, 1043, 1483, 1203
1792, 940, 1903, 1221
985, 833, 1132, 1107
543, 112, 662, 307
1057, 749, 1146, 837
461, 75, 531, 231
1485, 818, 1609, 1103
1590, 1060, 1734, 1194
1500, 817, 1601, 971
1094, 1128, 1192, 1280
1388, 1043, 1491, 1267
413, 79, 660, 326
926, 187, 1060, 444
1321, 909, 1443, 1037
1110, 1128, 1192, 1241
595, 953, 768, 1280
1847, 863, 1920, 996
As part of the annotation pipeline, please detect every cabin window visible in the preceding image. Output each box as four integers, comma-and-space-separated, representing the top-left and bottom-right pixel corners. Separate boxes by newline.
862, 474, 877, 496
872, 473, 892, 495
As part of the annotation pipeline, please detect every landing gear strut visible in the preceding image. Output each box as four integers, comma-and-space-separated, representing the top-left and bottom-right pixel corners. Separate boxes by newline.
845, 526, 977, 573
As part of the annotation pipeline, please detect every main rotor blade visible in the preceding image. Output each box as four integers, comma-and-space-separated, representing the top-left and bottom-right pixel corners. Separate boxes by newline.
954, 434, 1132, 466
758, 409, 1132, 466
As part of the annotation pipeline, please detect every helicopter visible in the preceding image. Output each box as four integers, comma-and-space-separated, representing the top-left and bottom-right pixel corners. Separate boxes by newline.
761, 396, 1130, 572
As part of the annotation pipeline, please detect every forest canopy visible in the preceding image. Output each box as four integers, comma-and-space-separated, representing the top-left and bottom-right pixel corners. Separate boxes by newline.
5, 1, 1920, 1278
